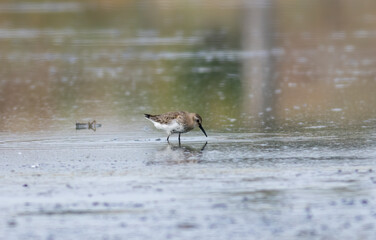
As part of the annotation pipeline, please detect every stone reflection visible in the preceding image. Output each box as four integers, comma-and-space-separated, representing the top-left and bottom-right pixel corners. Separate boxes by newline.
75, 120, 102, 131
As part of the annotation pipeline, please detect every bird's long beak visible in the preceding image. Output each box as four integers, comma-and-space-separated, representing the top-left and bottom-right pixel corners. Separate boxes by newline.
199, 124, 207, 137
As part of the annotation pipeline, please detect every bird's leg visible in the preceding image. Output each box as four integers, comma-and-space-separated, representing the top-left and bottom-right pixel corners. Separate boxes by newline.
201, 141, 208, 151
178, 133, 181, 143
167, 133, 171, 142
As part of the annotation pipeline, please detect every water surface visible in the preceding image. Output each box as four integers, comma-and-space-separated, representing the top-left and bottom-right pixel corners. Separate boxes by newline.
1, 1, 376, 239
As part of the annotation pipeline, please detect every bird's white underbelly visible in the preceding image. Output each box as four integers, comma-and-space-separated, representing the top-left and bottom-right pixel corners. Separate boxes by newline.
153, 120, 185, 133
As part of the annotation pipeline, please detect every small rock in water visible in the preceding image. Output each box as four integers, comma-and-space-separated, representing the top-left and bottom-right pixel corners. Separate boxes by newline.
212, 203, 227, 209
7, 220, 17, 227
177, 222, 197, 229
133, 203, 144, 208
329, 201, 337, 206
156, 138, 161, 141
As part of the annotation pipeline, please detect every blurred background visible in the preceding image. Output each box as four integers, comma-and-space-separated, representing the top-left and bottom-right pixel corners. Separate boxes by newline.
1, 0, 376, 133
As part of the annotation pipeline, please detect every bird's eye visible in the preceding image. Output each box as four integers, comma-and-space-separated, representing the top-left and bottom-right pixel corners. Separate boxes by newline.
196, 119, 200, 123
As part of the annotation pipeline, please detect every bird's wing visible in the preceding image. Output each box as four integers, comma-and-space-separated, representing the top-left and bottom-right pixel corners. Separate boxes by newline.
155, 112, 182, 124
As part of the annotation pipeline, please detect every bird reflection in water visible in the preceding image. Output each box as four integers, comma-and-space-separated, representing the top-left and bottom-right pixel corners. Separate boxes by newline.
146, 142, 208, 165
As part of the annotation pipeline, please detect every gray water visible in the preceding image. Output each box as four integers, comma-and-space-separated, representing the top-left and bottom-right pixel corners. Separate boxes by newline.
1, 1, 376, 239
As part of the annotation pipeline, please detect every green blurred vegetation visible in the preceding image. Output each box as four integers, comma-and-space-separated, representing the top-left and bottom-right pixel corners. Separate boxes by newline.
0, 0, 376, 132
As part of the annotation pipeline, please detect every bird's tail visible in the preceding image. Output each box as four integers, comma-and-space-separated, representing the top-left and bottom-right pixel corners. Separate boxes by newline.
144, 114, 151, 119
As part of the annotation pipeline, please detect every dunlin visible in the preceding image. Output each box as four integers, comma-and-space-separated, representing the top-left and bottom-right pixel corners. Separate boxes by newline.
144, 111, 207, 142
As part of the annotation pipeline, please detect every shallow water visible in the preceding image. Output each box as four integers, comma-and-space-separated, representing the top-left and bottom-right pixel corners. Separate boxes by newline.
1, 1, 376, 239
2, 130, 376, 239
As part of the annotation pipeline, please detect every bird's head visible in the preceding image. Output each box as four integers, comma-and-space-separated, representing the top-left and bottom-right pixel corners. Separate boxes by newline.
192, 113, 207, 137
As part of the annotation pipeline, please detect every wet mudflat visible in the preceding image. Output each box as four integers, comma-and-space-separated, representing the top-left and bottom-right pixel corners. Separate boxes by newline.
1, 127, 376, 240
1, 0, 376, 239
